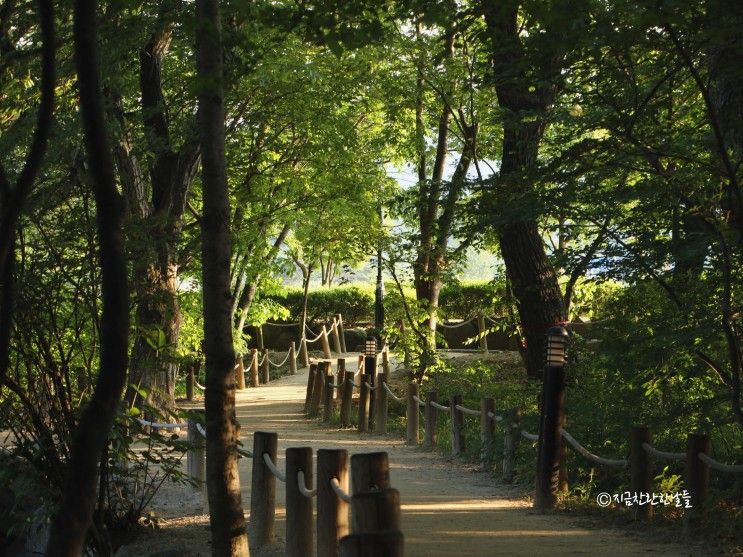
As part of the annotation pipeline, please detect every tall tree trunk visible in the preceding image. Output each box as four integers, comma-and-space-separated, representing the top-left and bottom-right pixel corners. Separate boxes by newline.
480, 0, 568, 378
47, 0, 130, 553
196, 0, 250, 554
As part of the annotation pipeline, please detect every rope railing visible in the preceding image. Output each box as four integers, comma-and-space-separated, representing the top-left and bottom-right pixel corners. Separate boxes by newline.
438, 317, 476, 329
382, 382, 403, 402
297, 470, 317, 498
330, 477, 352, 503
136, 417, 187, 430
194, 380, 206, 390
304, 325, 324, 343
263, 321, 301, 327
521, 430, 539, 441
429, 400, 450, 412
642, 442, 685, 461
488, 411, 503, 422
363, 381, 377, 391
698, 453, 743, 474
560, 428, 628, 468
412, 395, 426, 408
455, 404, 481, 417
263, 452, 286, 483
268, 350, 292, 368
196, 423, 207, 439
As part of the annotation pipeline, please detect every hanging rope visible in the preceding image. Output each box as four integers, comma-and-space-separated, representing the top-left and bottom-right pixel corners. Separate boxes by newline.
330, 477, 352, 503
488, 411, 503, 422
521, 430, 539, 441
304, 325, 324, 343
641, 442, 685, 461
438, 318, 477, 329
697, 453, 743, 474
454, 404, 481, 417
263, 321, 301, 328
429, 400, 450, 412
194, 380, 206, 390
196, 423, 207, 438
382, 382, 403, 402
560, 428, 628, 468
411, 395, 425, 408
263, 453, 286, 482
136, 418, 187, 430
268, 350, 292, 368
297, 470, 317, 497
363, 381, 377, 391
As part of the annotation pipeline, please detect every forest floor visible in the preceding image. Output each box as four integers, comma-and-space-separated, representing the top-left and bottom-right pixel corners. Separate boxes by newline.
117, 354, 711, 557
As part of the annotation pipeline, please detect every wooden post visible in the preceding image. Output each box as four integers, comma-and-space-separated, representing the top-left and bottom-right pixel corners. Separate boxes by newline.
502, 408, 522, 483
321, 325, 332, 358
366, 355, 377, 429
357, 354, 364, 372
340, 375, 354, 428
289, 342, 297, 374
535, 363, 566, 510
250, 348, 259, 388
300, 335, 309, 368
339, 532, 404, 557
187, 416, 205, 485
235, 354, 246, 390
423, 390, 438, 450
310, 361, 327, 416
406, 383, 419, 445
630, 425, 653, 521
337, 313, 347, 353
478, 315, 488, 352
374, 372, 388, 435
317, 449, 349, 557
286, 447, 313, 557
331, 318, 342, 354
186, 363, 195, 401
450, 394, 465, 456
351, 488, 400, 533
480, 397, 495, 469
305, 363, 317, 413
351, 452, 391, 493
257, 324, 265, 350
323, 372, 335, 422
249, 431, 277, 548
358, 373, 370, 432
336, 358, 346, 401
260, 348, 270, 384
685, 432, 710, 526
382, 348, 390, 375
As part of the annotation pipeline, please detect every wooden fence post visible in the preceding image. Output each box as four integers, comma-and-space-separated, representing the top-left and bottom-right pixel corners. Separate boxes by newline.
358, 373, 371, 433
477, 315, 488, 352
321, 325, 332, 358
186, 363, 195, 401
317, 449, 349, 557
310, 361, 327, 416
289, 342, 297, 375
187, 416, 205, 485
331, 318, 342, 354
450, 394, 465, 457
257, 324, 265, 350
323, 372, 335, 422
249, 431, 277, 549
630, 425, 653, 521
351, 451, 391, 493
502, 409, 522, 483
685, 432, 710, 527
250, 348, 259, 388
339, 532, 404, 557
336, 358, 346, 401
235, 354, 246, 390
406, 383, 419, 445
480, 397, 495, 470
337, 313, 347, 353
374, 372, 388, 435
305, 363, 317, 413
535, 358, 566, 510
340, 375, 354, 428
260, 349, 270, 384
424, 390, 438, 450
286, 447, 313, 557
300, 336, 309, 368
382, 348, 390, 375
350, 488, 400, 533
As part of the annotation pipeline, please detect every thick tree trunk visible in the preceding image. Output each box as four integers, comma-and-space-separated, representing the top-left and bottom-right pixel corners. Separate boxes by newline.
196, 0, 250, 554
47, 0, 130, 553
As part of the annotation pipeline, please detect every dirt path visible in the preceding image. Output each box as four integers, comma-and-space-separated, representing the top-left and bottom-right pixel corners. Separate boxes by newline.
129, 358, 702, 557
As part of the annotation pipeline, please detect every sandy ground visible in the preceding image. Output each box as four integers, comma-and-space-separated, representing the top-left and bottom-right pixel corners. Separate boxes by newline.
118, 356, 708, 557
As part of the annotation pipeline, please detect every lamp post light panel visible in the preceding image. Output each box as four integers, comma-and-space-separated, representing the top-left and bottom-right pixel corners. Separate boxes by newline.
365, 338, 377, 358
546, 326, 569, 368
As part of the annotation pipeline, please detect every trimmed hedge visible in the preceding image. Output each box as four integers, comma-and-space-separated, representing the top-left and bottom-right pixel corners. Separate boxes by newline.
268, 281, 504, 325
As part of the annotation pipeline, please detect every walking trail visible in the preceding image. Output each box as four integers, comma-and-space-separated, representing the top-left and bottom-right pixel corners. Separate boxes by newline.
135, 357, 702, 557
